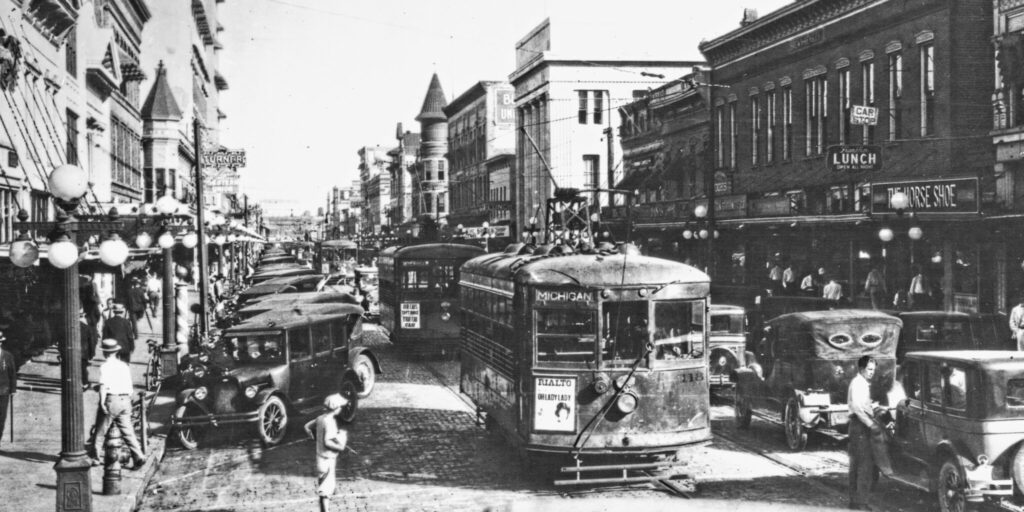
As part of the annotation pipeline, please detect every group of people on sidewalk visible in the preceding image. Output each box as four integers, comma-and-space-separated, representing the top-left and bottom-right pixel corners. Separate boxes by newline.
767, 260, 940, 311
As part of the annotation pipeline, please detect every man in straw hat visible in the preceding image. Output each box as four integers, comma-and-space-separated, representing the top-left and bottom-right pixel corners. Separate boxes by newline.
304, 393, 349, 512
0, 331, 16, 447
86, 338, 145, 468
102, 303, 135, 363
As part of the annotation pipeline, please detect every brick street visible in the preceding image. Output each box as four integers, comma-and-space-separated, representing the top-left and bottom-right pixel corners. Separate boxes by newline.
137, 327, 942, 512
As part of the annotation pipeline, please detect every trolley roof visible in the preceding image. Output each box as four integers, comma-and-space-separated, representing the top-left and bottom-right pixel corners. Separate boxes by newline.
380, 242, 486, 260
461, 243, 710, 289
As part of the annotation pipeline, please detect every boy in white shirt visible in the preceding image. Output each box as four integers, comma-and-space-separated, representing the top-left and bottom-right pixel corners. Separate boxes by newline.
305, 393, 349, 512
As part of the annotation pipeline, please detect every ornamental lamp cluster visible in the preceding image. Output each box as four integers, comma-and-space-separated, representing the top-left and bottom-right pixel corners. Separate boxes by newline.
681, 204, 718, 241
878, 191, 924, 242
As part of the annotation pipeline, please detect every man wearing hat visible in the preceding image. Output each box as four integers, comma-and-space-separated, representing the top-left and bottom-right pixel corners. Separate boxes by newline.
0, 331, 16, 447
87, 338, 145, 467
304, 393, 349, 512
126, 277, 149, 337
101, 303, 135, 363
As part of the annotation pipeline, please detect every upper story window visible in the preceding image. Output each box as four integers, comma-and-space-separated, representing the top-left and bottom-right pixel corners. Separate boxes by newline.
838, 68, 851, 144
729, 101, 737, 169
782, 86, 792, 160
889, 52, 903, 140
805, 75, 827, 156
861, 60, 876, 143
766, 90, 776, 164
65, 27, 77, 77
715, 104, 725, 168
750, 95, 761, 166
66, 109, 78, 165
920, 42, 935, 136
577, 90, 608, 125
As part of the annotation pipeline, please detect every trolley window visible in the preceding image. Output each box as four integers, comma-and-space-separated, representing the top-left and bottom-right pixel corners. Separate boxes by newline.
601, 301, 649, 364
536, 309, 597, 364
652, 300, 705, 363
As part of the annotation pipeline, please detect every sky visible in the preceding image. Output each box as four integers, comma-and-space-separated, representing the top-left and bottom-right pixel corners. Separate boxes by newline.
217, 0, 791, 216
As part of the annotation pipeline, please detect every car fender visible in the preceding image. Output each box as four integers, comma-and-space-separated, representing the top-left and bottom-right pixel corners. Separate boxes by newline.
934, 440, 977, 472
255, 388, 291, 412
790, 389, 824, 425
349, 346, 383, 375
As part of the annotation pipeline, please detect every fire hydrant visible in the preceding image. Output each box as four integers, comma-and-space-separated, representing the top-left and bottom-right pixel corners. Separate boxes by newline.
102, 426, 131, 495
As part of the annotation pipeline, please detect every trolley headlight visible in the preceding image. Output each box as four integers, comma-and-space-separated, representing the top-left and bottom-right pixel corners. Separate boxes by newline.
193, 386, 208, 401
718, 356, 728, 368
593, 373, 611, 394
615, 393, 639, 415
244, 385, 258, 399
440, 311, 452, 322
440, 301, 452, 321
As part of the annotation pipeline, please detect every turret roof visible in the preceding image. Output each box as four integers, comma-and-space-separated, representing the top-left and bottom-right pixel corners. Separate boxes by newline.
141, 61, 182, 121
415, 73, 447, 122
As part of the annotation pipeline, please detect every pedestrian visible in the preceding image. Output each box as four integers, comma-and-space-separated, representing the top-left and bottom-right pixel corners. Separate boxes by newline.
1010, 293, 1024, 351
767, 261, 783, 294
847, 355, 894, 510
0, 331, 17, 448
864, 266, 886, 310
86, 338, 146, 468
907, 266, 932, 311
80, 309, 97, 388
102, 298, 116, 321
146, 271, 162, 317
212, 274, 225, 303
304, 393, 349, 512
101, 304, 135, 363
126, 277, 149, 336
800, 268, 819, 297
823, 275, 843, 305
80, 275, 103, 336
782, 262, 796, 293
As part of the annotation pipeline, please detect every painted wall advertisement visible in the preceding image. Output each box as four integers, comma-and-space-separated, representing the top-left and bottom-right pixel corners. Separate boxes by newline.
400, 302, 420, 329
533, 376, 577, 432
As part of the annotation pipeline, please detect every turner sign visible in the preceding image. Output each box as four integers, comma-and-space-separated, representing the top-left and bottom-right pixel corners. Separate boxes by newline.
202, 150, 247, 168
827, 145, 881, 172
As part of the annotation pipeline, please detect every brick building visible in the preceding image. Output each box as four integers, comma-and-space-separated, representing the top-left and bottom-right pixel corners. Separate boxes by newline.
698, 0, 996, 311
443, 80, 515, 234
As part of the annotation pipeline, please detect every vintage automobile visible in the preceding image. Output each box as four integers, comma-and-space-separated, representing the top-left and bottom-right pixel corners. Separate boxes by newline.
889, 351, 1024, 512
708, 304, 747, 390
733, 309, 901, 451
236, 274, 327, 305
894, 311, 1012, 363
170, 305, 382, 449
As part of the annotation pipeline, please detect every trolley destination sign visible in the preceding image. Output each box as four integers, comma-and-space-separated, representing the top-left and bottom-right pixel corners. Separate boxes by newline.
827, 145, 881, 172
535, 290, 593, 303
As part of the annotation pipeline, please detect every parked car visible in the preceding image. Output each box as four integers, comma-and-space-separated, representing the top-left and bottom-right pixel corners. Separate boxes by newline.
708, 304, 747, 390
237, 291, 361, 321
894, 311, 1012, 363
170, 305, 382, 449
249, 266, 319, 284
890, 350, 1024, 512
236, 274, 327, 304
733, 309, 901, 451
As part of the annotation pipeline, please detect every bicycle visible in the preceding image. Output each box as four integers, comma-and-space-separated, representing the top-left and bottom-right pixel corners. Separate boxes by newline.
143, 338, 163, 392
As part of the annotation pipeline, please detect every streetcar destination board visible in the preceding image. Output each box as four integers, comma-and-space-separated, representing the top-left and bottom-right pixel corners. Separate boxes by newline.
535, 290, 593, 303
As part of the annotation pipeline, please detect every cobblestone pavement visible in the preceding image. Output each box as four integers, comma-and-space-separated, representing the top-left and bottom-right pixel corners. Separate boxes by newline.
139, 327, 942, 511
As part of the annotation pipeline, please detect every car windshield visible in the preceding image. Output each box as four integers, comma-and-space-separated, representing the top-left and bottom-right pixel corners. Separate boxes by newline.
913, 318, 970, 345
711, 313, 745, 335
233, 334, 285, 364
601, 299, 705, 367
1007, 379, 1024, 408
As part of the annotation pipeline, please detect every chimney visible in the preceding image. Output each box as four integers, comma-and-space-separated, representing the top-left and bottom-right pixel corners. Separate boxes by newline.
740, 8, 758, 26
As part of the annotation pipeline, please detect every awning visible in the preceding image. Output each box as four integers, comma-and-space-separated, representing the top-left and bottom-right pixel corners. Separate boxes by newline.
615, 168, 655, 191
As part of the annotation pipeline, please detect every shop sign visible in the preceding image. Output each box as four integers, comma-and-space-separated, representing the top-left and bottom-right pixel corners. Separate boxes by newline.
534, 377, 576, 432
851, 105, 879, 126
870, 177, 979, 214
996, 139, 1024, 162
827, 145, 881, 172
202, 149, 246, 168
715, 194, 748, 219
494, 86, 515, 126
748, 196, 792, 217
714, 171, 732, 194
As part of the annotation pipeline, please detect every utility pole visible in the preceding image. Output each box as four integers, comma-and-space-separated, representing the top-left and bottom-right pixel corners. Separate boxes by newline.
193, 117, 210, 339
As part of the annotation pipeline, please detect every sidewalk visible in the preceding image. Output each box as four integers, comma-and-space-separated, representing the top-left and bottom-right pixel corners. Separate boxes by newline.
0, 309, 176, 512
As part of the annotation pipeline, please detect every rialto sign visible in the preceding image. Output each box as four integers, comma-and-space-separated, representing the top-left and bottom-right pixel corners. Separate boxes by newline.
870, 177, 979, 214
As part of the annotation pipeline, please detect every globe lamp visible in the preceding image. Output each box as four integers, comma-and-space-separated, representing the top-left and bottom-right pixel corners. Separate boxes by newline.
48, 164, 88, 202
878, 227, 895, 242
694, 204, 708, 219
135, 232, 153, 249
156, 195, 180, 215
48, 237, 80, 269
158, 232, 175, 249
908, 226, 923, 241
98, 235, 130, 266
10, 236, 39, 268
182, 231, 199, 249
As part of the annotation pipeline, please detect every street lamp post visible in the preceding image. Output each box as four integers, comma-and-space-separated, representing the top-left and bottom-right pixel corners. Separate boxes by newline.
10, 164, 133, 512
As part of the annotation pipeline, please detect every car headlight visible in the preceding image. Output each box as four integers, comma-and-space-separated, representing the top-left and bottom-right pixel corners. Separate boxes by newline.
193, 386, 208, 401
244, 385, 258, 399
615, 393, 639, 415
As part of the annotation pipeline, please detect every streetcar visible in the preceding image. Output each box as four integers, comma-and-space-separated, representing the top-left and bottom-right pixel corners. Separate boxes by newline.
459, 242, 712, 486
378, 243, 486, 356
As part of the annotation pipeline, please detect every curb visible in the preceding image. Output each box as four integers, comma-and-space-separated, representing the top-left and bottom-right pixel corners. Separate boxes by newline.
120, 432, 167, 512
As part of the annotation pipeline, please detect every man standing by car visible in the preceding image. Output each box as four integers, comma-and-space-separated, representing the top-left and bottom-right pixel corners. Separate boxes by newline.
847, 355, 894, 510
1010, 294, 1024, 351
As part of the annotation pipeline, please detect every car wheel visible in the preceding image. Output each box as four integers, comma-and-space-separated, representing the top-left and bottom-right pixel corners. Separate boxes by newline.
937, 458, 968, 512
256, 396, 289, 446
734, 395, 752, 429
173, 405, 203, 450
1013, 446, 1024, 496
337, 378, 360, 424
353, 354, 376, 399
783, 397, 808, 451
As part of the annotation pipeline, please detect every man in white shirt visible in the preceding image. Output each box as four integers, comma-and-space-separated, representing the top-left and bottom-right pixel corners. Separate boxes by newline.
782, 264, 796, 293
87, 338, 146, 468
823, 276, 843, 303
1010, 294, 1024, 351
847, 356, 893, 510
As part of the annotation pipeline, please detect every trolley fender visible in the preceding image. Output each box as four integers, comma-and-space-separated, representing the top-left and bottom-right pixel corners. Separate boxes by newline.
348, 346, 383, 375
176, 388, 196, 405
